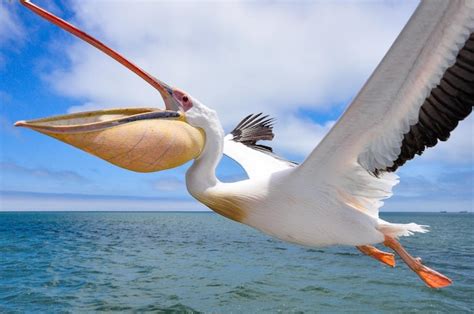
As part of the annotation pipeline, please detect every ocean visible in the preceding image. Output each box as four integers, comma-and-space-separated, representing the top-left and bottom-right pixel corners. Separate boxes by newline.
0, 212, 472, 313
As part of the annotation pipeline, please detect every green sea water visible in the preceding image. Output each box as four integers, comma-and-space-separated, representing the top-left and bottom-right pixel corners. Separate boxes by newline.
0, 212, 473, 313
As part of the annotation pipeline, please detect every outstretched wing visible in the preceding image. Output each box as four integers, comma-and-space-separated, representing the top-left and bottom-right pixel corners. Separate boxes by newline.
289, 0, 474, 218
224, 113, 296, 179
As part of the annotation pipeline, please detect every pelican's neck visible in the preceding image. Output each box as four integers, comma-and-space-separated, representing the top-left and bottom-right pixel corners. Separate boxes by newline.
186, 113, 224, 196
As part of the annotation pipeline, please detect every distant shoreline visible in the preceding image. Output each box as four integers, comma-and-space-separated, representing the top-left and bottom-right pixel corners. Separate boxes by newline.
0, 190, 471, 213
0, 210, 472, 213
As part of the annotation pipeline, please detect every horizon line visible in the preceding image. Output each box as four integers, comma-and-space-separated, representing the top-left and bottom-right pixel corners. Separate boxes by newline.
0, 189, 192, 201
0, 210, 472, 213
0, 190, 471, 213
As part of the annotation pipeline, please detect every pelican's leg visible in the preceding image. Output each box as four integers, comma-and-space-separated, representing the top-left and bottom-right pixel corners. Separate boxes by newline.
383, 236, 452, 288
356, 245, 396, 267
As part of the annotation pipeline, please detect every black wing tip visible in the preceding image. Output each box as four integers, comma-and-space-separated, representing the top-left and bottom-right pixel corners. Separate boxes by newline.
230, 113, 276, 149
376, 32, 474, 175
230, 113, 299, 167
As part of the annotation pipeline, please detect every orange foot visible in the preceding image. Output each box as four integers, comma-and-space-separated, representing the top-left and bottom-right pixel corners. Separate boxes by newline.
417, 265, 452, 288
383, 236, 452, 288
357, 245, 396, 267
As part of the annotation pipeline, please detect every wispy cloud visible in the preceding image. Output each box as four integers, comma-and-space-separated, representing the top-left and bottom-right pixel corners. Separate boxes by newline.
0, 161, 89, 184
0, 2, 25, 69
2, 185, 469, 212
394, 170, 473, 200
0, 190, 207, 211
274, 116, 335, 158
0, 90, 12, 105
149, 176, 184, 192
422, 115, 473, 164
0, 115, 20, 138
385, 169, 473, 212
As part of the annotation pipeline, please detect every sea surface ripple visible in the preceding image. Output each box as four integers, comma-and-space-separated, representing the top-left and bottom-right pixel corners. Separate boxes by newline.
0, 212, 473, 313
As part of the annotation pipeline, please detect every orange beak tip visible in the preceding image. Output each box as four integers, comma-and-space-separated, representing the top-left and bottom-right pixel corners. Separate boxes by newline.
14, 120, 27, 127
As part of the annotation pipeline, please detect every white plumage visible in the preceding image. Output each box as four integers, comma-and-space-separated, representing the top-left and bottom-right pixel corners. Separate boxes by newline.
212, 1, 474, 246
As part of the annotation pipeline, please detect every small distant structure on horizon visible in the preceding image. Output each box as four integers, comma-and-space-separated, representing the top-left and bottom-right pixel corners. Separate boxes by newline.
459, 211, 469, 214
440, 211, 447, 213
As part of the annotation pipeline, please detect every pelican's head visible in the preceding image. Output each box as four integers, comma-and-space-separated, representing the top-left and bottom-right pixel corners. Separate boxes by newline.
166, 88, 218, 131
14, 85, 208, 173
14, 0, 216, 174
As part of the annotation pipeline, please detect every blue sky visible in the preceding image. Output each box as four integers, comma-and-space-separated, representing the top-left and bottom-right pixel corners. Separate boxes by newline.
0, 0, 472, 211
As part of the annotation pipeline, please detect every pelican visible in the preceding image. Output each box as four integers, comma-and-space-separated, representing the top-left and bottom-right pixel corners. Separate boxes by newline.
15, 0, 473, 288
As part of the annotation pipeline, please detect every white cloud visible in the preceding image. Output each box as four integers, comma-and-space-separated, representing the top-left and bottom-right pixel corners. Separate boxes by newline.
422, 115, 473, 164
0, 2, 25, 68
150, 176, 184, 192
67, 101, 111, 114
0, 3, 23, 43
0, 191, 206, 212
383, 198, 472, 212
43, 1, 418, 156
0, 115, 20, 138
0, 161, 89, 183
273, 116, 335, 158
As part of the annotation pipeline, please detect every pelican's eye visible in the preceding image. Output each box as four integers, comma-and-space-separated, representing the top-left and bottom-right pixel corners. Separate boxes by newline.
173, 90, 193, 111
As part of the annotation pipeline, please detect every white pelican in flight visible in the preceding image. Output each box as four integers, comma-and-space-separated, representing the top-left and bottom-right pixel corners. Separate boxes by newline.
15, 0, 474, 288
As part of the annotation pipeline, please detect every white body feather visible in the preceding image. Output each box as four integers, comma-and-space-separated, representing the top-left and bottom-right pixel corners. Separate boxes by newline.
185, 0, 472, 247
222, 144, 423, 246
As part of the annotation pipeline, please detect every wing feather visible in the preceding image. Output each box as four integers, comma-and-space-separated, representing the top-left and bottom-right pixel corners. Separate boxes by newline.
288, 0, 474, 218
224, 114, 295, 179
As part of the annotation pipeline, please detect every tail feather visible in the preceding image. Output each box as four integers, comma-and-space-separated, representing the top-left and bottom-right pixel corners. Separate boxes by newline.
378, 222, 429, 238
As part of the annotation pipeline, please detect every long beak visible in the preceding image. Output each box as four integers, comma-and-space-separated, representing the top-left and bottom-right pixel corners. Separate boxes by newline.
15, 108, 205, 173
